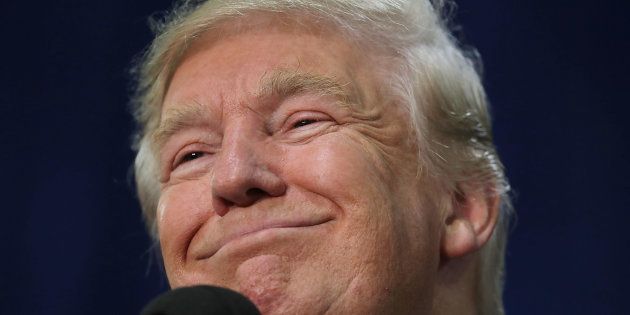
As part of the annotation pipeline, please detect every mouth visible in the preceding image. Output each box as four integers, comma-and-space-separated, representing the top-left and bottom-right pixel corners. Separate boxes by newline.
194, 217, 333, 260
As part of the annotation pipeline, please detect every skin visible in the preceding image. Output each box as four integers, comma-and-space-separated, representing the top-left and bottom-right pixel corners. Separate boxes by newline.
154, 17, 497, 314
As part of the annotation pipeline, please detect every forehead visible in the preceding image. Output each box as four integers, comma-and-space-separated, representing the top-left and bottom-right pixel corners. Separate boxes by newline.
161, 17, 377, 117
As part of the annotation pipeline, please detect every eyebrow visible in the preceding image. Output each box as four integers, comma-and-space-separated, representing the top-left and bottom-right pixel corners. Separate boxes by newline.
257, 69, 357, 106
152, 101, 208, 149
152, 70, 358, 149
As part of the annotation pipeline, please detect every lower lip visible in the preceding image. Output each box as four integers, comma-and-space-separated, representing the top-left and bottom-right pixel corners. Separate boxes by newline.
204, 220, 332, 259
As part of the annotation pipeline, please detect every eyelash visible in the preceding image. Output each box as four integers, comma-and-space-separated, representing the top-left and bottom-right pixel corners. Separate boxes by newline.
172, 150, 207, 169
286, 110, 333, 131
292, 118, 319, 129
179, 151, 204, 163
170, 113, 331, 169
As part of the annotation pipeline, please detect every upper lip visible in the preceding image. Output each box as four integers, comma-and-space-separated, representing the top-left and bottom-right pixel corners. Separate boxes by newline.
191, 211, 333, 260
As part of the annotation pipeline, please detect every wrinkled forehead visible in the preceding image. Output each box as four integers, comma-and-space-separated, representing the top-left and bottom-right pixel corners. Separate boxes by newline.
159, 13, 399, 119
162, 11, 352, 89
160, 10, 398, 101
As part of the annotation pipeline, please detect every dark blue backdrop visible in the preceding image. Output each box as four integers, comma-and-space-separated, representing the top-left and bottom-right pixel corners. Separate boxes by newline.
1, 1, 628, 314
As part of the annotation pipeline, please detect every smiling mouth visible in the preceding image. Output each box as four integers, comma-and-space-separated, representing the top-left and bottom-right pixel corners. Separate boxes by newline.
196, 217, 333, 260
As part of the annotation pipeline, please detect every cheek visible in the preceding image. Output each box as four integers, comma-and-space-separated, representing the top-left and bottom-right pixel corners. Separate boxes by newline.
158, 179, 213, 275
282, 135, 389, 209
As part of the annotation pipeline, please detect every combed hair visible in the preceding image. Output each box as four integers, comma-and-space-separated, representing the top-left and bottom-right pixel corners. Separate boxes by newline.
130, 1, 513, 314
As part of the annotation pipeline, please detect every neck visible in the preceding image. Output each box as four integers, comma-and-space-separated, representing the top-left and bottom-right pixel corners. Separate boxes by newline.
432, 253, 480, 315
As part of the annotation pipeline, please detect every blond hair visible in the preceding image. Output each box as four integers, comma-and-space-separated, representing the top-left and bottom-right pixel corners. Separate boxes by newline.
130, 1, 512, 313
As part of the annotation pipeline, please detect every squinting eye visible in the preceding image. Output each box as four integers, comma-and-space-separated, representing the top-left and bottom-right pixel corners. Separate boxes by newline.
292, 119, 318, 129
178, 151, 204, 165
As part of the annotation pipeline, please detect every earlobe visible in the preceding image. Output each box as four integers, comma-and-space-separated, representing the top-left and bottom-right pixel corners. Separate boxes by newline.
442, 216, 477, 258
441, 185, 500, 259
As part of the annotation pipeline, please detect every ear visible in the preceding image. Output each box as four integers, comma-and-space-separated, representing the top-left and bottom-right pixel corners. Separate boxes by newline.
441, 184, 500, 259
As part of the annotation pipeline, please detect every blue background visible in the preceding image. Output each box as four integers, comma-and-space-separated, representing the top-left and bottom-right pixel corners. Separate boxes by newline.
1, 1, 628, 314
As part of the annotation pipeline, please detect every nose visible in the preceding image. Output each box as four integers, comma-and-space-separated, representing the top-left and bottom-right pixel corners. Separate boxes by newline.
211, 131, 287, 216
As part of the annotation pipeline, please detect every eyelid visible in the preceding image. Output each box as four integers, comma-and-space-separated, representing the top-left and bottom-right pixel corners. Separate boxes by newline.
283, 111, 333, 132
171, 143, 214, 169
173, 151, 203, 168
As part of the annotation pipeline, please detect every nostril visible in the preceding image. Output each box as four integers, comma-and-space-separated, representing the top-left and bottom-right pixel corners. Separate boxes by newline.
211, 163, 287, 213
245, 188, 267, 200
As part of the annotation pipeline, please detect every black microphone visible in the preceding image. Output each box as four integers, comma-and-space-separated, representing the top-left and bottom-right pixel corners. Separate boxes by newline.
141, 285, 261, 315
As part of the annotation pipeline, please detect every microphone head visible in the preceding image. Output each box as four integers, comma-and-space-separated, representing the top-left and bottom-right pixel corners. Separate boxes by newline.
141, 285, 261, 315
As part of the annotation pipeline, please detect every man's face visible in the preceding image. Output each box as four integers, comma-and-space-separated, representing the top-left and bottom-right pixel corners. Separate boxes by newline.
156, 20, 443, 314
